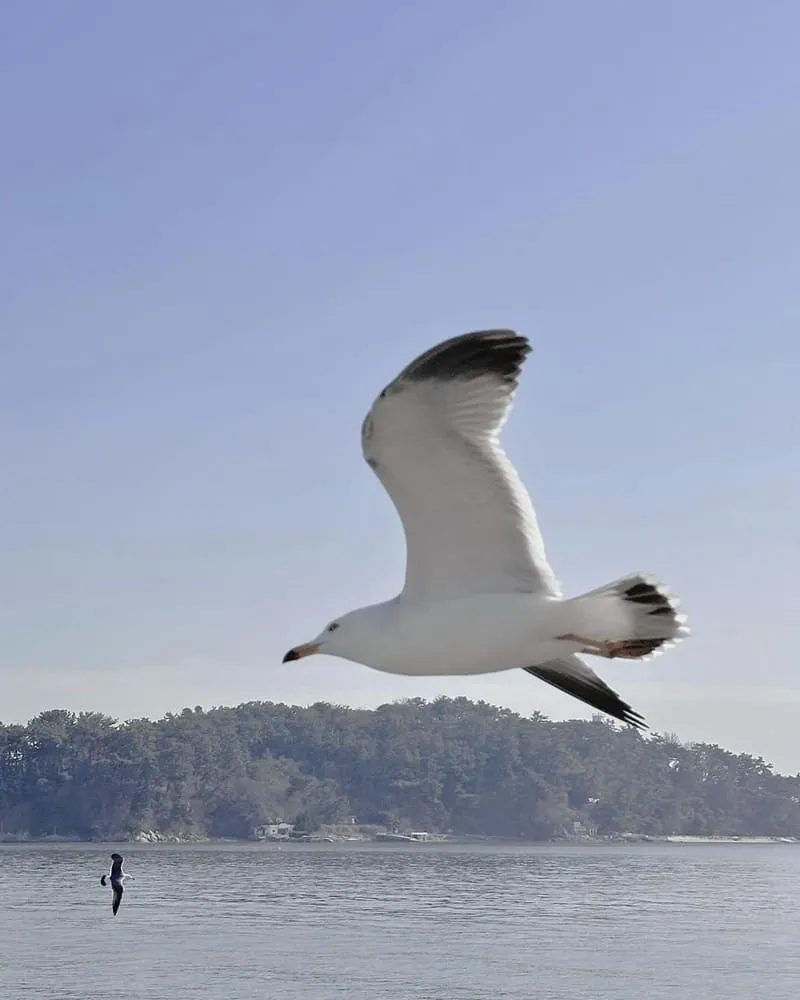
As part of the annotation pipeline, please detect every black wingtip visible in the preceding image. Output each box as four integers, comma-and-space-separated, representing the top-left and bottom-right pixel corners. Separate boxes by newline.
399, 329, 531, 385
584, 694, 647, 731
623, 581, 676, 619
618, 706, 649, 731
524, 664, 648, 731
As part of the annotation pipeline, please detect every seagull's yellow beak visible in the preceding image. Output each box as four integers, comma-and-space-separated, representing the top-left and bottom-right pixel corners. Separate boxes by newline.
282, 642, 321, 663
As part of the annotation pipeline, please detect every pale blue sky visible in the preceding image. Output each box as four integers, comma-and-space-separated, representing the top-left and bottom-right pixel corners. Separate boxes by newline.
1, 2, 798, 770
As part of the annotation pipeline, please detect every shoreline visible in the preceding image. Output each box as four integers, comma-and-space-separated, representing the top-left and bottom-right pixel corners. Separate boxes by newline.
2, 833, 798, 847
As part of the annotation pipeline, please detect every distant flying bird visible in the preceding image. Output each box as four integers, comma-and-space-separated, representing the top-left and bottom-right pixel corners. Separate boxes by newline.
100, 852, 133, 916
283, 329, 689, 728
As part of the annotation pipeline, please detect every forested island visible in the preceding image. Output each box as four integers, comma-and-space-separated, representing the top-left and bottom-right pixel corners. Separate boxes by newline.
0, 697, 797, 842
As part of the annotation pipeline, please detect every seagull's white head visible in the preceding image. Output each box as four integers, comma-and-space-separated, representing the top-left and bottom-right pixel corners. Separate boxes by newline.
282, 607, 381, 666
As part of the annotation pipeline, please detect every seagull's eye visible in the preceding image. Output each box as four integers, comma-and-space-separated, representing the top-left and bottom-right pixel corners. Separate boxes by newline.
327, 622, 340, 633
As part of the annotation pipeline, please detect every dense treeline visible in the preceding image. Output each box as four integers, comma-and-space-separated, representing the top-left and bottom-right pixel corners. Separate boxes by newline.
0, 698, 797, 841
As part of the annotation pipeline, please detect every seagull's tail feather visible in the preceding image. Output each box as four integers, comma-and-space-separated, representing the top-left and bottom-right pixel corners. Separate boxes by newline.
556, 573, 688, 659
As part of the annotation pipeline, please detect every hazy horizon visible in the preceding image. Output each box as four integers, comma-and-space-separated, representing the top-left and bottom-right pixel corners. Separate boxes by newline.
5, 682, 799, 778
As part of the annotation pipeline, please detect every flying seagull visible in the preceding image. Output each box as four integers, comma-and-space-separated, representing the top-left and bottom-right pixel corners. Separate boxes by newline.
283, 329, 688, 728
100, 852, 133, 916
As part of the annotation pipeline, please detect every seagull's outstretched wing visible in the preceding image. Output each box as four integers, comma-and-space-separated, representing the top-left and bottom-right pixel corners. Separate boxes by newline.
524, 655, 646, 729
361, 330, 560, 603
111, 883, 123, 916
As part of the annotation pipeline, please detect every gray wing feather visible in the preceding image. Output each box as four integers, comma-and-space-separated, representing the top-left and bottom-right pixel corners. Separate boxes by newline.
361, 330, 560, 602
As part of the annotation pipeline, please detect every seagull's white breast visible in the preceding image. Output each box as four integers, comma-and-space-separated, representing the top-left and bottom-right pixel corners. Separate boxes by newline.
344, 593, 572, 677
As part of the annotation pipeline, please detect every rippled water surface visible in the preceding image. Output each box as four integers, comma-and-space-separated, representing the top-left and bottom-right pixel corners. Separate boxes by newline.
1, 841, 798, 998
